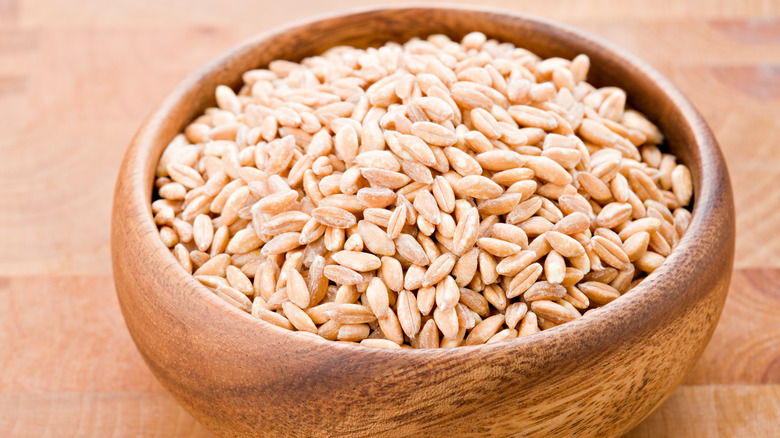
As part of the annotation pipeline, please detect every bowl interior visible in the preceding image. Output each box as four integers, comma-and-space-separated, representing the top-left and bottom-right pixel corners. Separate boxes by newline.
130, 5, 724, 353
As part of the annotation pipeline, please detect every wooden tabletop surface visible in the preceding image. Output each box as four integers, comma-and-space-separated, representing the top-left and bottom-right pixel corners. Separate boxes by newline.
1, 0, 778, 436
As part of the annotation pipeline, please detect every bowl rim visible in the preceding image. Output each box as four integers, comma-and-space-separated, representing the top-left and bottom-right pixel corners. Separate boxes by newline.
115, 4, 732, 358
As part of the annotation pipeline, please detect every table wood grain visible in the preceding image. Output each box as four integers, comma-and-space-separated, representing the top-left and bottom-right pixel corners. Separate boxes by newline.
1, 0, 778, 436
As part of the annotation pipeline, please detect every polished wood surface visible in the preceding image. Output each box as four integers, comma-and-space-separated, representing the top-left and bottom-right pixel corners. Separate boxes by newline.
0, 1, 775, 436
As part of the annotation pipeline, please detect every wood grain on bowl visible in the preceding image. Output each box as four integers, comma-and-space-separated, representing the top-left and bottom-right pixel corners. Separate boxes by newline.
111, 6, 734, 438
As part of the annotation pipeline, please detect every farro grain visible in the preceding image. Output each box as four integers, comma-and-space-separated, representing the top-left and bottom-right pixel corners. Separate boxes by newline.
541, 146, 581, 169
255, 309, 295, 330
495, 250, 537, 277
285, 268, 311, 308
299, 218, 326, 244
483, 283, 507, 311
173, 244, 193, 274
357, 188, 396, 208
257, 231, 299, 255
333, 250, 382, 272
507, 197, 543, 225
311, 206, 357, 229
377, 308, 405, 345
526, 156, 572, 186
403, 264, 426, 291
166, 162, 205, 189
431, 175, 456, 213
505, 302, 528, 329
260, 211, 310, 236
444, 147, 483, 177
433, 306, 459, 339
611, 264, 635, 292
528, 234, 553, 261
544, 250, 566, 284
524, 281, 567, 302
545, 231, 585, 258
476, 237, 522, 257
435, 275, 460, 310
415, 285, 436, 316
323, 265, 364, 285
465, 314, 505, 345
591, 236, 631, 270
477, 193, 524, 216
423, 253, 458, 287
530, 300, 577, 324
452, 247, 480, 287
282, 302, 318, 333
252, 189, 298, 214
418, 319, 440, 349
578, 281, 621, 305
323, 226, 345, 251
487, 328, 518, 344
411, 121, 457, 146
338, 324, 371, 342
577, 172, 612, 201
324, 303, 377, 324
193, 253, 230, 277
216, 284, 253, 311
319, 194, 363, 214
180, 192, 210, 222
317, 319, 341, 340
413, 190, 441, 225
618, 217, 662, 240
360, 338, 403, 349
395, 234, 429, 266
226, 265, 253, 295
518, 311, 540, 337
457, 286, 489, 318
437, 213, 456, 239
491, 223, 529, 248
671, 164, 693, 206
452, 207, 480, 255
172, 219, 193, 244
196, 275, 229, 290
635, 251, 665, 273
397, 290, 422, 338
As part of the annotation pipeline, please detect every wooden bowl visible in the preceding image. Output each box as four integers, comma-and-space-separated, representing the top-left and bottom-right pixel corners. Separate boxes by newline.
112, 6, 735, 437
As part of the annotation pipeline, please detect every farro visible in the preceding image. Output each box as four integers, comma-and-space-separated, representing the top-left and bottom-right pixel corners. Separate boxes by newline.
154, 32, 694, 348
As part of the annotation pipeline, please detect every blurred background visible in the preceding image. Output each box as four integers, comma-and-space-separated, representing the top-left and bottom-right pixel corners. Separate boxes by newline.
1, 0, 778, 436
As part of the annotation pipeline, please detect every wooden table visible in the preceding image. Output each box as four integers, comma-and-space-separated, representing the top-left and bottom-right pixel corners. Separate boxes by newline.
1, 0, 778, 436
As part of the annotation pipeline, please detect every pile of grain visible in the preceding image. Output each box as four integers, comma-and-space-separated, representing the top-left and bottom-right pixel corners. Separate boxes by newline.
152, 32, 693, 349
